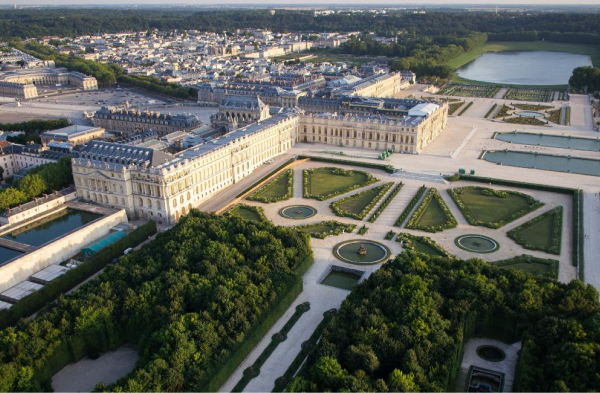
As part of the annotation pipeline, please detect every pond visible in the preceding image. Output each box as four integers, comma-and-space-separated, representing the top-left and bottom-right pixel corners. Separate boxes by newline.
2, 209, 101, 247
320, 270, 362, 290
515, 111, 544, 118
279, 205, 317, 219
455, 235, 499, 254
457, 51, 592, 85
482, 150, 600, 177
496, 132, 600, 152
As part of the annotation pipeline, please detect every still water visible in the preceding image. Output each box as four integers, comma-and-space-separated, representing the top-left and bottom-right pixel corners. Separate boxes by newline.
483, 150, 600, 177
496, 132, 600, 152
457, 51, 592, 85
3, 209, 101, 247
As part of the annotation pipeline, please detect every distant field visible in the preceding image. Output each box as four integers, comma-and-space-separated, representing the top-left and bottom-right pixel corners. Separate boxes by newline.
447, 41, 600, 70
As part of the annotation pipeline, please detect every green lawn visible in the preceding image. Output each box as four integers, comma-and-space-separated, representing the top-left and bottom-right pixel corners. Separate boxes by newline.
229, 205, 266, 222
335, 187, 380, 214
500, 262, 552, 275
248, 170, 292, 202
304, 167, 376, 200
416, 198, 448, 227
507, 207, 562, 255
446, 41, 600, 69
494, 255, 558, 278
449, 187, 543, 228
294, 221, 356, 239
414, 241, 446, 257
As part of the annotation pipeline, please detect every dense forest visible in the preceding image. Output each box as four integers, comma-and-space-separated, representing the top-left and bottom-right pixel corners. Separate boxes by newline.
0, 212, 312, 392
569, 66, 600, 92
1, 10, 600, 40
288, 251, 600, 392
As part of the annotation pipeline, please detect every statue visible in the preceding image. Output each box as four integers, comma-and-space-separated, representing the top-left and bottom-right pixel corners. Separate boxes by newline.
357, 244, 367, 255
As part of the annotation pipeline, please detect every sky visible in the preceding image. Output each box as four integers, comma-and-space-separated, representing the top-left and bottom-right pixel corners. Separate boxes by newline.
1, 0, 599, 5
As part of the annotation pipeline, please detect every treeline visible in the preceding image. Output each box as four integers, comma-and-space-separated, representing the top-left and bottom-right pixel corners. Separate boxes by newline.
1, 9, 600, 39
0, 212, 313, 391
569, 66, 600, 92
117, 75, 198, 100
0, 157, 72, 210
288, 251, 600, 392
340, 33, 487, 77
0, 118, 69, 133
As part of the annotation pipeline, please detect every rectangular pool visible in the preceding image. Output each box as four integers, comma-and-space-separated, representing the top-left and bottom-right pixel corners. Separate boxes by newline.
495, 132, 600, 152
321, 270, 362, 290
0, 246, 23, 265
2, 209, 102, 247
482, 150, 600, 177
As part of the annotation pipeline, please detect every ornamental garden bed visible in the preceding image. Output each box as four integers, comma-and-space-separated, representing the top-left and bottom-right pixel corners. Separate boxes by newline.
507, 206, 563, 255
546, 109, 561, 124
447, 186, 544, 228
493, 254, 559, 279
330, 182, 393, 220
397, 232, 451, 258
503, 87, 555, 102
438, 83, 500, 98
227, 204, 268, 222
503, 116, 548, 126
406, 188, 457, 232
247, 169, 293, 203
303, 167, 378, 201
293, 221, 356, 239
512, 103, 553, 111
394, 185, 426, 227
494, 104, 513, 119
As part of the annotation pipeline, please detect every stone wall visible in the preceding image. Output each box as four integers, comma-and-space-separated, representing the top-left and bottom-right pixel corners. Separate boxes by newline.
0, 191, 77, 226
0, 209, 128, 292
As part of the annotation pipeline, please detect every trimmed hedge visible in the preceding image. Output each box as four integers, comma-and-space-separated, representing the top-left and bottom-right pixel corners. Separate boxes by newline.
0, 220, 157, 330
232, 302, 311, 392
394, 185, 427, 227
296, 155, 395, 174
493, 254, 559, 279
406, 188, 458, 233
575, 191, 584, 278
448, 186, 544, 229
272, 309, 337, 393
303, 167, 378, 201
507, 206, 563, 255
458, 101, 473, 116
235, 158, 296, 198
247, 169, 293, 203
330, 182, 393, 220
385, 230, 396, 240
358, 225, 369, 235
368, 182, 403, 223
294, 221, 356, 239
227, 204, 268, 221
485, 103, 498, 119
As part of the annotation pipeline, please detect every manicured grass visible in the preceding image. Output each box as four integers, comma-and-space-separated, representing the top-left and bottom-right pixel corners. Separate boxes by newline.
337, 188, 381, 213
448, 186, 544, 228
493, 254, 559, 278
504, 116, 548, 126
330, 182, 393, 220
397, 232, 451, 258
512, 103, 553, 111
247, 169, 293, 203
446, 41, 600, 70
294, 221, 356, 239
448, 101, 465, 115
507, 207, 563, 255
303, 167, 377, 200
406, 188, 458, 232
228, 204, 267, 222
546, 109, 561, 124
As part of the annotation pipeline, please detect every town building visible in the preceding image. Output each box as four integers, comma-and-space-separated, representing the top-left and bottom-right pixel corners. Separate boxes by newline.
92, 107, 201, 136
40, 125, 105, 145
0, 67, 98, 98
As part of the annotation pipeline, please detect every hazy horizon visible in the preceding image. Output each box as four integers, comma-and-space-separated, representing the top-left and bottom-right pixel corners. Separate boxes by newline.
1, 0, 599, 6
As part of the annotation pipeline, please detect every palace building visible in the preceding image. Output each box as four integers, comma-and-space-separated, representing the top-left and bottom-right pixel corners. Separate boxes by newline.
92, 106, 201, 136
73, 97, 447, 224
0, 67, 97, 98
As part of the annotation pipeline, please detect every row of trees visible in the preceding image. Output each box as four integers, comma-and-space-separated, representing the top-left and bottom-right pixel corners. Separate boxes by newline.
1, 9, 600, 39
0, 212, 312, 391
0, 118, 69, 133
569, 66, 600, 92
289, 251, 600, 392
0, 157, 72, 210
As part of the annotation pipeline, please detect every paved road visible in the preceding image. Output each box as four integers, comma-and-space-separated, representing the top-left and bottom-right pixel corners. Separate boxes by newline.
583, 191, 600, 288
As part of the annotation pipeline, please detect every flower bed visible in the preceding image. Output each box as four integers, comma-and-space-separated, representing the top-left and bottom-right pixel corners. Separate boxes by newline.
303, 167, 378, 201
406, 188, 458, 232
494, 104, 513, 119
394, 185, 426, 227
507, 206, 563, 255
448, 186, 544, 228
368, 182, 403, 223
330, 182, 393, 220
247, 169, 293, 203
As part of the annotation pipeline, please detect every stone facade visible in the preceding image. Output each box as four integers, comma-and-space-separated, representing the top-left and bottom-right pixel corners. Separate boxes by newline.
0, 67, 97, 98
92, 106, 201, 136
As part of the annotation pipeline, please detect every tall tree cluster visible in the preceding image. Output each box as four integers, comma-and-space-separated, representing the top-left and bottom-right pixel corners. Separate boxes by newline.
290, 252, 600, 392
0, 212, 312, 391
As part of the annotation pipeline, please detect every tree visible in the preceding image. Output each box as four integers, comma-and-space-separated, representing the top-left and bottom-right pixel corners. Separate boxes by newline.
17, 174, 46, 199
388, 369, 418, 392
